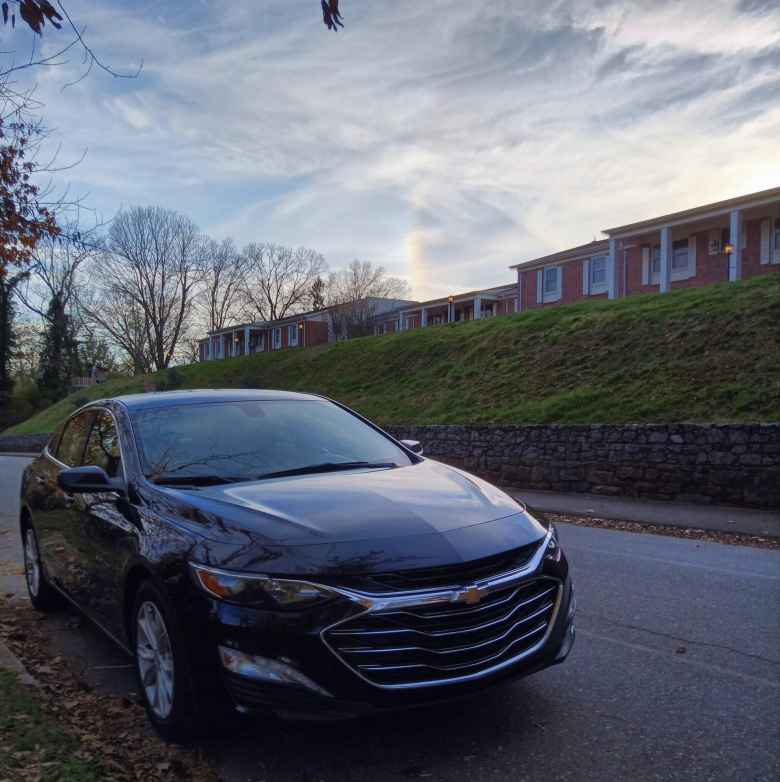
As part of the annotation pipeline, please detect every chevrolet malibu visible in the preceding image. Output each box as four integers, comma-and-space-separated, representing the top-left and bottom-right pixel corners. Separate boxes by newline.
20, 390, 575, 740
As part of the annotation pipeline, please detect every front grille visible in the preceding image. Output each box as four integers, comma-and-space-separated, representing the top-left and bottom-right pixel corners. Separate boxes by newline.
324, 577, 560, 688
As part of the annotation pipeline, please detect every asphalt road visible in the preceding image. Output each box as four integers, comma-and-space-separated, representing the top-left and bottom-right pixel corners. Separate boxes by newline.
1, 455, 778, 782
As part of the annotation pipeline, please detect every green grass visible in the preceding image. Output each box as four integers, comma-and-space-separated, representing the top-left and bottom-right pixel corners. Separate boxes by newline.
0, 670, 105, 782
5, 274, 780, 436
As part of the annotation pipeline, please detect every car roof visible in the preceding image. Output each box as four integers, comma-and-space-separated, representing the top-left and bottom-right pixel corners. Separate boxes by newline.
105, 388, 326, 411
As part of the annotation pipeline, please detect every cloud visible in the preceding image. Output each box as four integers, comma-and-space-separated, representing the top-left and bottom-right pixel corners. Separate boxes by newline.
11, 0, 780, 300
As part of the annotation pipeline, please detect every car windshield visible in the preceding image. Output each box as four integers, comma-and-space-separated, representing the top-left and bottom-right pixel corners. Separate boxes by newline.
131, 400, 413, 482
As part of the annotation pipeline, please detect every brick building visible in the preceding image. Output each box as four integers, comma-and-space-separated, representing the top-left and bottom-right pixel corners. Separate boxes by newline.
512, 187, 780, 309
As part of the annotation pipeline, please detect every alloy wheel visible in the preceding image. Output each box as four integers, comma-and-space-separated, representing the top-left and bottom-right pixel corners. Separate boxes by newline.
24, 528, 41, 598
136, 601, 175, 719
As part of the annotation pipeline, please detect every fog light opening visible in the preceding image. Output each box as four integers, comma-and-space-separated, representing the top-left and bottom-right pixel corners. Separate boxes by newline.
218, 646, 333, 698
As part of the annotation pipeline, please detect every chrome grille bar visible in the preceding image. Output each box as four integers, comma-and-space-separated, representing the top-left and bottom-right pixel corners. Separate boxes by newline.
357, 622, 549, 674
339, 601, 554, 656
332, 586, 557, 641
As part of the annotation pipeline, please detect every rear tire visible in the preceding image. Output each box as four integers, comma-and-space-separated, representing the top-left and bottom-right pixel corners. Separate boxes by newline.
22, 522, 66, 612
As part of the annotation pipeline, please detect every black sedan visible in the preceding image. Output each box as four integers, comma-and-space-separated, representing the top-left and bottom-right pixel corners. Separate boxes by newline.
19, 389, 575, 740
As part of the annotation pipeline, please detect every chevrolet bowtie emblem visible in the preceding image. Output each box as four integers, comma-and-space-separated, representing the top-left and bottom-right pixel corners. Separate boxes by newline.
459, 585, 484, 605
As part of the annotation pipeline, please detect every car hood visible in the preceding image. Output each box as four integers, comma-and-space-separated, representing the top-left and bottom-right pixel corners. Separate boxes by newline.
155, 460, 547, 575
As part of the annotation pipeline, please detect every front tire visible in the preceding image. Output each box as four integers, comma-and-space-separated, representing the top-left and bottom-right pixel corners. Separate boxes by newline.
22, 523, 66, 612
132, 580, 207, 742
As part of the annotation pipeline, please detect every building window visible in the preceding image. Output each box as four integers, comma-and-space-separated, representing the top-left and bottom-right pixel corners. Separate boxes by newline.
775, 219, 780, 252
540, 266, 562, 303
590, 255, 608, 293
272, 328, 282, 350
288, 324, 299, 347
433, 314, 443, 325
544, 267, 557, 293
651, 246, 661, 284
672, 240, 690, 278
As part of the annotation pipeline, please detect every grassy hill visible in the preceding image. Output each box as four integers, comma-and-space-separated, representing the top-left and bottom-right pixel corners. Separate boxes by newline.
5, 274, 780, 436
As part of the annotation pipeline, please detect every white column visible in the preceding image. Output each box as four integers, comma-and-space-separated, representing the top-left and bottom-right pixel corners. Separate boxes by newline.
244, 326, 250, 355
474, 296, 482, 320
729, 209, 742, 281
421, 308, 428, 327
607, 238, 617, 299
659, 226, 672, 293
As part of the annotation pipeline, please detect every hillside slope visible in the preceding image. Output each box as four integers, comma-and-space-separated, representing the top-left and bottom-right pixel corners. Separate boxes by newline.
5, 274, 780, 436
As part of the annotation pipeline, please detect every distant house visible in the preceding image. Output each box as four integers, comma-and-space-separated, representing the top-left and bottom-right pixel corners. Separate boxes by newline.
372, 283, 519, 335
197, 297, 416, 361
71, 366, 109, 390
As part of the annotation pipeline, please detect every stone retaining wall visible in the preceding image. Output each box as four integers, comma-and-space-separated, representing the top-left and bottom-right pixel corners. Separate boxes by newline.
0, 433, 48, 454
388, 424, 780, 509
3, 425, 778, 508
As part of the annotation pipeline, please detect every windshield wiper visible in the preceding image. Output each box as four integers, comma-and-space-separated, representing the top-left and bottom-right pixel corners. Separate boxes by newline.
151, 475, 243, 487
255, 461, 398, 481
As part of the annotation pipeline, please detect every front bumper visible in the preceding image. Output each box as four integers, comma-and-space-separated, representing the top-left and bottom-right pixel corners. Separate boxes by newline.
184, 535, 575, 719
222, 578, 575, 719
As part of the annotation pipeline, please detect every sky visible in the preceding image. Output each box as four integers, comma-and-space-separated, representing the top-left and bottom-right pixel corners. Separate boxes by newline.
13, 0, 780, 301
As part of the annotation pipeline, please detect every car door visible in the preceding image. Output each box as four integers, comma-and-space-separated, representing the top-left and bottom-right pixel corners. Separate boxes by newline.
32, 410, 95, 596
74, 408, 141, 640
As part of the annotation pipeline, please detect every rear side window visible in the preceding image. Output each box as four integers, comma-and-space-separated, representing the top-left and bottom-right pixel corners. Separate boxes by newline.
82, 411, 123, 478
56, 411, 95, 467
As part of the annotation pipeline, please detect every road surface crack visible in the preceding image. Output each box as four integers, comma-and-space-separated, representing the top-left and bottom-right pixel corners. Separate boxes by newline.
581, 613, 780, 666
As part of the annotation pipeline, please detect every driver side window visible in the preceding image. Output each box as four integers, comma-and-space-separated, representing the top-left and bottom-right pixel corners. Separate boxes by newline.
56, 411, 95, 467
82, 410, 123, 478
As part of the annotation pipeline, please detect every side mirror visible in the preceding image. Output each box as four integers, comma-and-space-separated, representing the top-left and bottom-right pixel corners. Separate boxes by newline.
400, 439, 424, 455
57, 466, 124, 495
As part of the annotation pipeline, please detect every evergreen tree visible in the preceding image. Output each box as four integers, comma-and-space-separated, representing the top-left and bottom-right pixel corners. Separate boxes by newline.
0, 273, 23, 407
310, 276, 327, 311
37, 294, 80, 403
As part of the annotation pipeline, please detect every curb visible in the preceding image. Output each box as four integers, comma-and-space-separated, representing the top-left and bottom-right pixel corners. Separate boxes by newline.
509, 487, 780, 539
0, 637, 38, 687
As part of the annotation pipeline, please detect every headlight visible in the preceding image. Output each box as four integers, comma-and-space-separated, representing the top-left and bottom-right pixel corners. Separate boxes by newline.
190, 564, 335, 609
545, 524, 562, 562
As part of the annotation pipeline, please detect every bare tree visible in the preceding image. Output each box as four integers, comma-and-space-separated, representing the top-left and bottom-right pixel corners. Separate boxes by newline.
327, 260, 410, 339
80, 282, 153, 375
242, 243, 326, 323
85, 206, 204, 372
199, 238, 248, 332
16, 221, 92, 320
